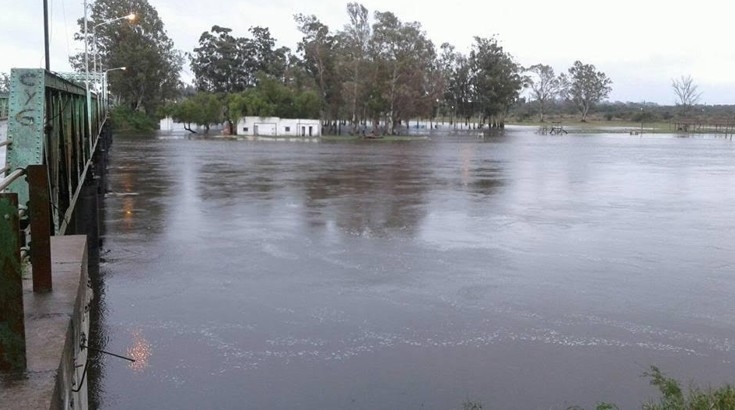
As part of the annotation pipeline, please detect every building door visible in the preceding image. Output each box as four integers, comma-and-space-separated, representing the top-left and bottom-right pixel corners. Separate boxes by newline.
254, 125, 259, 136
308, 126, 313, 136
301, 126, 306, 136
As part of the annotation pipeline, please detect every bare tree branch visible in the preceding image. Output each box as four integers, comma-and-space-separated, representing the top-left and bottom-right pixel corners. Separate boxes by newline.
672, 75, 702, 108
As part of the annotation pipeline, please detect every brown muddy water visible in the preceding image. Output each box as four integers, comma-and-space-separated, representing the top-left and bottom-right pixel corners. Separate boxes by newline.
92, 127, 735, 409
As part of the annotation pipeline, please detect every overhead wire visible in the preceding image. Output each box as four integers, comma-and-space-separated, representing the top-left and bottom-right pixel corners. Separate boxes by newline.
61, 0, 73, 65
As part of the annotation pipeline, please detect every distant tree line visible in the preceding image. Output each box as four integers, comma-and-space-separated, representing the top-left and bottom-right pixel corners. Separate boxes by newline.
516, 71, 717, 123
54, 0, 735, 133
511, 98, 734, 125
69, 0, 623, 133
70, 0, 615, 133
163, 3, 615, 134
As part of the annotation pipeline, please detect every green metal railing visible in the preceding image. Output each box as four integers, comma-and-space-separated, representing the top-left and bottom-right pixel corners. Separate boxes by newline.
1, 68, 108, 372
4, 69, 104, 232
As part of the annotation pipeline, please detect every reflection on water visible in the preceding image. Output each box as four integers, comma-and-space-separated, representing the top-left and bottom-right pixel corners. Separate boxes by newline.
127, 329, 152, 373
94, 131, 735, 410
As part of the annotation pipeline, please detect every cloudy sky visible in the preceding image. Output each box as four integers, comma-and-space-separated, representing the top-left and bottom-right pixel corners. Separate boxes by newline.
3, 0, 734, 104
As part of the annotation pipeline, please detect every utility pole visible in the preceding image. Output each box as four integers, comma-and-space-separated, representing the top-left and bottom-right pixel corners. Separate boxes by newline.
43, 0, 50, 70
84, 0, 93, 140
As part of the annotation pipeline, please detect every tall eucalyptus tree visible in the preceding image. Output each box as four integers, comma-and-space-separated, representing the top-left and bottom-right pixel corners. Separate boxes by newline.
294, 14, 339, 121
337, 2, 371, 131
370, 11, 437, 133
525, 64, 567, 122
71, 0, 182, 114
469, 36, 523, 127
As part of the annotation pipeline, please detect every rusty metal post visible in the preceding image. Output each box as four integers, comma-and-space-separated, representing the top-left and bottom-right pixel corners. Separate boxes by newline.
0, 193, 27, 371
27, 165, 53, 292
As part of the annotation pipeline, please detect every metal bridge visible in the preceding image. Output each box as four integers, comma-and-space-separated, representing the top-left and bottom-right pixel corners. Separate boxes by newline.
1, 67, 111, 383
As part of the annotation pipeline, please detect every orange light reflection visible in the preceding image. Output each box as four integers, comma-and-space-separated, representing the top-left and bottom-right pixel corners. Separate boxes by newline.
127, 329, 152, 372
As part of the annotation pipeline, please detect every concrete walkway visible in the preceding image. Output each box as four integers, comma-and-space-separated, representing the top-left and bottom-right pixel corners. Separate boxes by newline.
1, 235, 89, 410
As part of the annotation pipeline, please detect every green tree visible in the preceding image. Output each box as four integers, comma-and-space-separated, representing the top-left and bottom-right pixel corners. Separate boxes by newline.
524, 64, 567, 122
246, 26, 291, 82
72, 0, 182, 115
566, 60, 612, 122
189, 25, 292, 133
294, 14, 338, 120
337, 2, 371, 132
190, 25, 290, 92
190, 25, 251, 93
165, 92, 223, 133
443, 48, 474, 124
228, 90, 270, 120
469, 36, 523, 128
370, 11, 437, 133
436, 43, 457, 120
228, 75, 320, 121
293, 90, 322, 119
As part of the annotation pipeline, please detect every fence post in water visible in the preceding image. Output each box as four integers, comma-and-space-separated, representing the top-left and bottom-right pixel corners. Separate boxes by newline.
0, 192, 27, 371
27, 165, 53, 292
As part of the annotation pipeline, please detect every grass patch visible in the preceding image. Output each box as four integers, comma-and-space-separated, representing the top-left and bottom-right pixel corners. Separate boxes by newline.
110, 106, 158, 134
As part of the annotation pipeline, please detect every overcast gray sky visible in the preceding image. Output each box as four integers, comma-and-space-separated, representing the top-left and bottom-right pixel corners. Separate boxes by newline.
3, 0, 734, 104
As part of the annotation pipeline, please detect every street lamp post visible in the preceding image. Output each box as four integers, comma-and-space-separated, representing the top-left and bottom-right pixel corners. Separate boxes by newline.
84, 0, 91, 140
92, 13, 135, 91
102, 67, 126, 109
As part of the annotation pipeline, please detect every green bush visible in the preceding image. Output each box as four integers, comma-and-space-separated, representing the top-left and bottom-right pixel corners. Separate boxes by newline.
643, 366, 735, 410
462, 367, 734, 410
110, 105, 158, 134
632, 111, 657, 123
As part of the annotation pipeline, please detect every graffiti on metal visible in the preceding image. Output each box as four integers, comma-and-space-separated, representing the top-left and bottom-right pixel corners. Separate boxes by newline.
6, 69, 44, 205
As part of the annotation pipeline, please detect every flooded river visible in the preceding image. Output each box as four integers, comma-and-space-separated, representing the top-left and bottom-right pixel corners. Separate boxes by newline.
94, 128, 735, 409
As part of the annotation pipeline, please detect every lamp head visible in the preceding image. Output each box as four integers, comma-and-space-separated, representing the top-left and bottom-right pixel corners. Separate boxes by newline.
126, 13, 136, 21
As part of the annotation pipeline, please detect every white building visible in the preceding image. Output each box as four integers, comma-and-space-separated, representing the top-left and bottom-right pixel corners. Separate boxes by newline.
159, 116, 180, 132
237, 116, 321, 137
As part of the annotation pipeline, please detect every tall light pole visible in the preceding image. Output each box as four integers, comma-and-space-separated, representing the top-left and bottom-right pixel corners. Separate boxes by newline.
92, 13, 135, 91
84, 0, 91, 140
102, 67, 126, 109
43, 0, 50, 70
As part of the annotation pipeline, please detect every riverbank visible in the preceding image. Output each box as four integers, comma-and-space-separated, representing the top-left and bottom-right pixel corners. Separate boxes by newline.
157, 133, 431, 142
509, 119, 735, 136
509, 120, 674, 134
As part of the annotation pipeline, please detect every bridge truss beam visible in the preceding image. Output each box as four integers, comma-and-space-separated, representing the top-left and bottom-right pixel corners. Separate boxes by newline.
5, 68, 104, 235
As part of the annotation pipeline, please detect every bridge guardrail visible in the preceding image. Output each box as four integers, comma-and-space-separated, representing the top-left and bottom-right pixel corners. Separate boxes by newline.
1, 68, 107, 372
